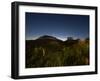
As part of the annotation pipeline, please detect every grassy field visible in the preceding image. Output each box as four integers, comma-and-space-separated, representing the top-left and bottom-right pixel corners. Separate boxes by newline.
25, 37, 89, 68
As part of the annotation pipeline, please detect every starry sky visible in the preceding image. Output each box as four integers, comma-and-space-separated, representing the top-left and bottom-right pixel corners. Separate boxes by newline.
25, 12, 89, 41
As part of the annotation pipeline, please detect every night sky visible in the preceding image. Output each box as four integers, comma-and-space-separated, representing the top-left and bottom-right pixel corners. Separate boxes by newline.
25, 12, 89, 41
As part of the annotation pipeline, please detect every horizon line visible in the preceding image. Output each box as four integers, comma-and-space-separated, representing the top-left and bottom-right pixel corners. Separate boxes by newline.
26, 35, 89, 41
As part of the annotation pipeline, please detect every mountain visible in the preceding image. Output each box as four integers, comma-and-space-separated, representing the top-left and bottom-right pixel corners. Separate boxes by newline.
26, 35, 64, 48
38, 35, 58, 40
36, 35, 63, 43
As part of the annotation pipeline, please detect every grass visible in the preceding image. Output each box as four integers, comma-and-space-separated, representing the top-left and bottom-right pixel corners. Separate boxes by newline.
26, 39, 89, 68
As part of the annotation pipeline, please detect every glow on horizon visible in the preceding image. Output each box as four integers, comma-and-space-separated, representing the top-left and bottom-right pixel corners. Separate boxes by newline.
26, 36, 67, 41
26, 34, 83, 41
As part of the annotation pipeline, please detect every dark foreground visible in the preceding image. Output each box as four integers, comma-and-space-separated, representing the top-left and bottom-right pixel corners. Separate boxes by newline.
26, 35, 89, 68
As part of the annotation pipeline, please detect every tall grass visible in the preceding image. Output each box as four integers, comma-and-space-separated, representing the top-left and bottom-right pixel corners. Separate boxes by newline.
26, 40, 89, 68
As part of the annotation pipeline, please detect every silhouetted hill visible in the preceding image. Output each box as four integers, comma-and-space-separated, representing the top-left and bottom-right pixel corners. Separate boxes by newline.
26, 35, 64, 48
38, 35, 58, 40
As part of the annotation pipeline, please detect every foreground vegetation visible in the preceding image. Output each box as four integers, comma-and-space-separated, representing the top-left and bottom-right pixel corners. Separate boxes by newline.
26, 37, 89, 68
